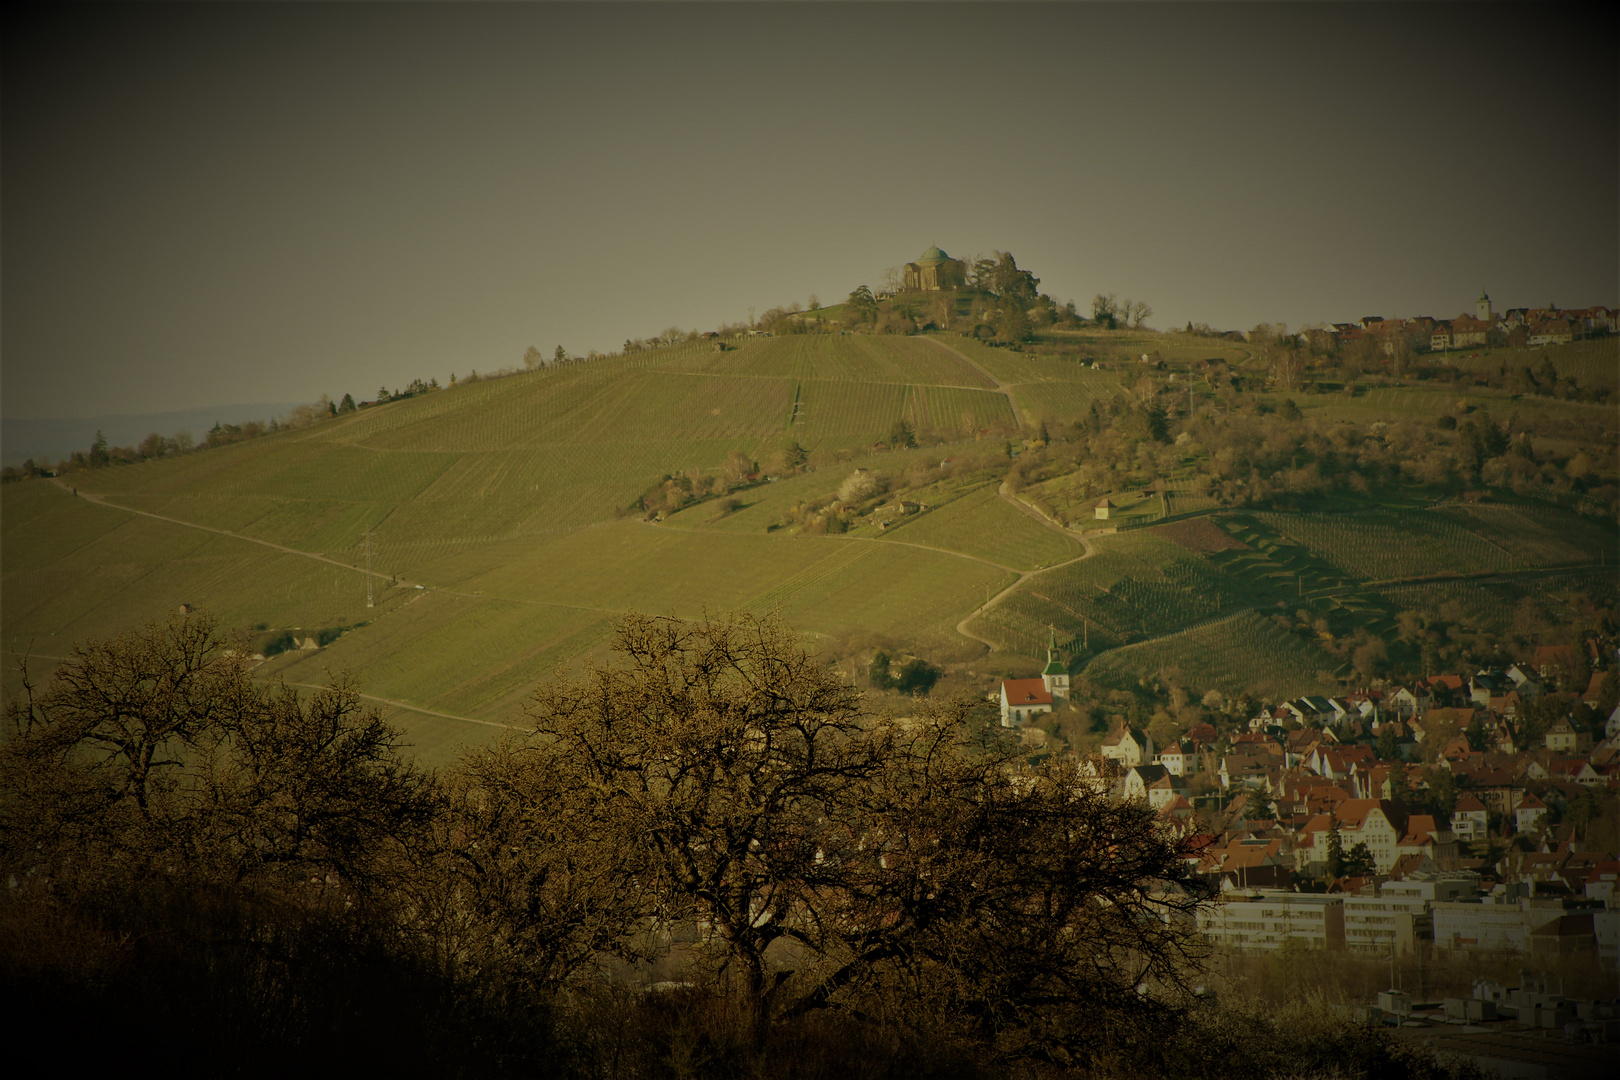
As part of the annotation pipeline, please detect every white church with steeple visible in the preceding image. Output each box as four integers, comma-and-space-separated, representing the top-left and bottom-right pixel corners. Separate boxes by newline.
999, 628, 1068, 727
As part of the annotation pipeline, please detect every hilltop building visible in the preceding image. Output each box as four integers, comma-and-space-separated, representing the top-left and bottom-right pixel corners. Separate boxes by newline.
903, 245, 967, 292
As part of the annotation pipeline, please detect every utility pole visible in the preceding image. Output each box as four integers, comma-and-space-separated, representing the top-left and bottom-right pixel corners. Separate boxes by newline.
365, 530, 375, 608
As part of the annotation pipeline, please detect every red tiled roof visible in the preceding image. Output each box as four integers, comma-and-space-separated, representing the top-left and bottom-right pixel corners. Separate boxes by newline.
1001, 677, 1052, 706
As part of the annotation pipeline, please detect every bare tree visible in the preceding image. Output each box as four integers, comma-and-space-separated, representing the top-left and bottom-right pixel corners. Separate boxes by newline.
511, 613, 1211, 1059
1, 612, 432, 896
522, 612, 898, 1032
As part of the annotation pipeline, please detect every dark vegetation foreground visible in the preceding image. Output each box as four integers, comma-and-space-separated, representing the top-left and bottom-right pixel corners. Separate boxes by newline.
2, 612, 1484, 1079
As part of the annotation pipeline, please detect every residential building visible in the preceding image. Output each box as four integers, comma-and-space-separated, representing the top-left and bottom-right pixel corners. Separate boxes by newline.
1101, 725, 1154, 769
1544, 717, 1591, 755
1516, 793, 1547, 835
1156, 742, 1198, 776
1449, 795, 1488, 844
1123, 764, 1169, 804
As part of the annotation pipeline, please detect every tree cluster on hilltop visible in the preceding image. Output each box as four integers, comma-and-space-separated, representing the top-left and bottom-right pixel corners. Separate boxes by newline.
1006, 368, 1616, 519
834, 251, 1126, 345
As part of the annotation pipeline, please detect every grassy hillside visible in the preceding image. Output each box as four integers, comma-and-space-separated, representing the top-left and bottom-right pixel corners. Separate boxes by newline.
6, 324, 1615, 752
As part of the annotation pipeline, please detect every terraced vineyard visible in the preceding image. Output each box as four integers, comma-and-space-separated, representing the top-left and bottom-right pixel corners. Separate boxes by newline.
1250, 509, 1521, 580
1438, 337, 1620, 391
976, 531, 1238, 653
1083, 611, 1342, 698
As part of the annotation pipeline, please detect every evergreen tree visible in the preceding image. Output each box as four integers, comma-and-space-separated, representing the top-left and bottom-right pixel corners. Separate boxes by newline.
1387, 758, 1412, 806
1376, 726, 1398, 760
1464, 712, 1486, 752
1567, 629, 1592, 695
894, 658, 942, 696
846, 285, 877, 325
1325, 813, 1344, 878
1343, 842, 1376, 878
868, 650, 893, 689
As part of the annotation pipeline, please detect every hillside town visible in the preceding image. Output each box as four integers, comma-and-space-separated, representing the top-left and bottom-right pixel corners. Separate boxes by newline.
1000, 642, 1620, 967
1312, 292, 1617, 355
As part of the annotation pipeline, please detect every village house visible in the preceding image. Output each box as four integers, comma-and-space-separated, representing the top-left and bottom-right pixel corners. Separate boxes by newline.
1387, 685, 1421, 719
1526, 318, 1574, 346
1101, 725, 1155, 769
1298, 799, 1409, 874
1544, 717, 1592, 755
1504, 663, 1543, 698
1515, 792, 1548, 835
1218, 747, 1273, 790
1123, 765, 1188, 812
1449, 795, 1489, 843
1156, 741, 1198, 776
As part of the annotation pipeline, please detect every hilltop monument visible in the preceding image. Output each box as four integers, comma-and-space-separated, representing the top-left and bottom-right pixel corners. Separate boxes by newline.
902, 245, 966, 291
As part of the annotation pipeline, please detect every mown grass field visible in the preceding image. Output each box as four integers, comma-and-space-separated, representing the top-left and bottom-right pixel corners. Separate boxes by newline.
879, 484, 1085, 571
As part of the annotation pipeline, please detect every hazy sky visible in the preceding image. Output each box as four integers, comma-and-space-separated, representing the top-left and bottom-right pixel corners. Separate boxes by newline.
4, 2, 1615, 420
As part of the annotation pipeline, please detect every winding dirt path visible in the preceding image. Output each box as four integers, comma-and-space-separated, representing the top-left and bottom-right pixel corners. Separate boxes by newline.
48, 479, 625, 617
949, 481, 1101, 653
918, 334, 1021, 423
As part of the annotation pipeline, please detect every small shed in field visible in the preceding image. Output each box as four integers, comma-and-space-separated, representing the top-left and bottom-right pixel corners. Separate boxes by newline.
1095, 498, 1116, 520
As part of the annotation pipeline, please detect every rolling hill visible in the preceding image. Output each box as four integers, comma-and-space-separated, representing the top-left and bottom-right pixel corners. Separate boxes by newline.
4, 326, 1615, 761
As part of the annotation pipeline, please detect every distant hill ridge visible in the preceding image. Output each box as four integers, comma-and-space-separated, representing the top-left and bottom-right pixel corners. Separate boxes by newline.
2, 402, 303, 467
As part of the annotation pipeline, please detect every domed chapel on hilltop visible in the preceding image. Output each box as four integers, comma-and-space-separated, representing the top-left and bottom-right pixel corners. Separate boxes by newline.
902, 245, 967, 291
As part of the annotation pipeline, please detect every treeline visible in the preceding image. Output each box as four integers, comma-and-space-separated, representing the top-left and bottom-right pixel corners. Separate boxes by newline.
0, 611, 1487, 1078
